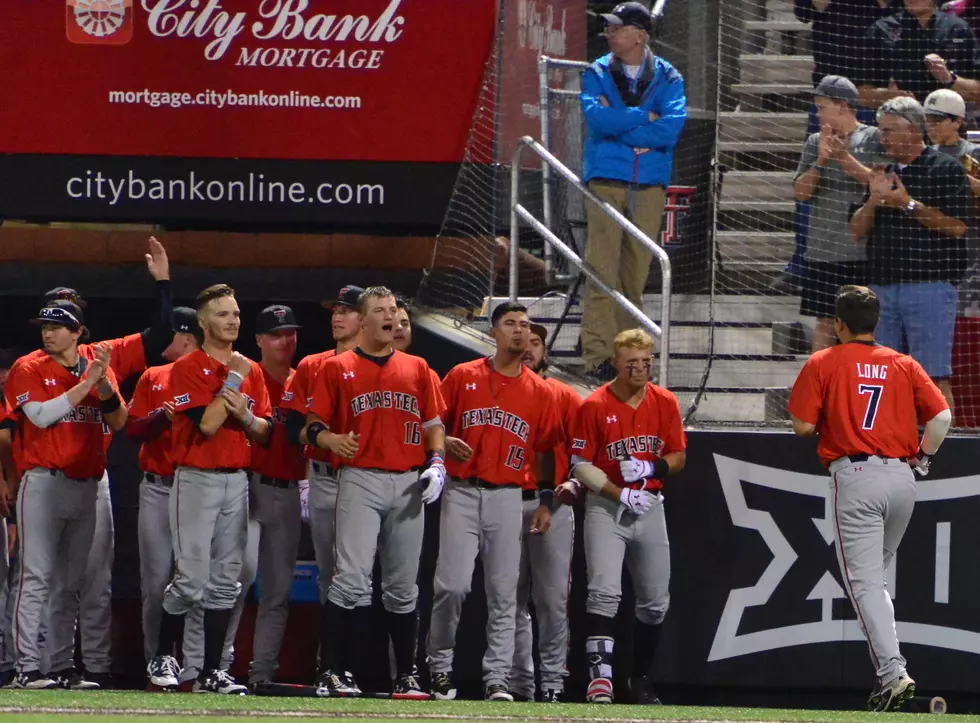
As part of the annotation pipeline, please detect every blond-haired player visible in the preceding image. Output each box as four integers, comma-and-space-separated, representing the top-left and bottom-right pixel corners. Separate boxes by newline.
557, 329, 686, 704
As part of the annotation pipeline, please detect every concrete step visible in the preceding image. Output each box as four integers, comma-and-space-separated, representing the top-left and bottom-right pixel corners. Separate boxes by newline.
541, 322, 782, 356
720, 112, 809, 144
744, 19, 809, 32
719, 141, 801, 153
739, 54, 813, 85
717, 231, 795, 261
731, 83, 813, 98
722, 171, 796, 201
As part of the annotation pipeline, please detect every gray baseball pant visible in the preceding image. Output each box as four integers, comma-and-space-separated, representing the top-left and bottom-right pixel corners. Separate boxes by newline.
427, 480, 523, 687
327, 467, 423, 613
511, 499, 573, 698
45, 473, 114, 674
0, 536, 14, 673
181, 517, 259, 682
162, 467, 248, 616
138, 475, 174, 664
308, 461, 339, 603
14, 469, 98, 673
829, 455, 916, 686
585, 492, 670, 624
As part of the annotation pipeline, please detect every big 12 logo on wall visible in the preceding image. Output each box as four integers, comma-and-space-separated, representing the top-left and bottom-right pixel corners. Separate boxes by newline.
67, 0, 134, 45
710, 452, 980, 664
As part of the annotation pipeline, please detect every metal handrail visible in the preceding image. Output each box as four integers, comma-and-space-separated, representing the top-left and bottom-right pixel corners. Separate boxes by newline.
510, 136, 671, 388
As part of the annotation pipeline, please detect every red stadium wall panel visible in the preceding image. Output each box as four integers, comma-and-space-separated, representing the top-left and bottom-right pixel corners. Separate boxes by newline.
0, 0, 496, 229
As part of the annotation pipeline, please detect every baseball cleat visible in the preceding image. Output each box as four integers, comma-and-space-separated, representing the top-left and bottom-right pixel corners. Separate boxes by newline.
393, 673, 430, 700
868, 675, 915, 712
78, 672, 112, 690
430, 672, 456, 700
541, 688, 563, 702
10, 670, 58, 690
485, 683, 514, 701
147, 655, 181, 689
49, 668, 75, 690
315, 669, 360, 697
586, 676, 614, 704
193, 669, 248, 695
631, 675, 662, 705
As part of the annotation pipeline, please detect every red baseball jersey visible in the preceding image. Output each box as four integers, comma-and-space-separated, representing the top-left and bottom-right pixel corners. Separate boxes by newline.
284, 349, 336, 464
308, 350, 445, 472
442, 358, 564, 487
522, 377, 583, 491
6, 354, 121, 480
128, 364, 176, 476
570, 383, 687, 488
169, 349, 272, 470
788, 342, 948, 466
250, 366, 307, 481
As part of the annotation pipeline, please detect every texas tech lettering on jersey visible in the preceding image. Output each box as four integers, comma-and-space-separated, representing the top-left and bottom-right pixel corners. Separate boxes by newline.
351, 390, 420, 418
604, 434, 665, 461
460, 407, 530, 442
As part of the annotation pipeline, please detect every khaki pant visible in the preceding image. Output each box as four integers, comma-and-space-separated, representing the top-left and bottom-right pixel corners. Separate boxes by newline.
581, 180, 666, 370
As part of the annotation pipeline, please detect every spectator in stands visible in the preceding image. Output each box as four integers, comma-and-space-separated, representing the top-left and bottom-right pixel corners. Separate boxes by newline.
794, 76, 886, 351
857, 0, 980, 108
925, 88, 980, 314
579, 1, 687, 380
849, 96, 971, 409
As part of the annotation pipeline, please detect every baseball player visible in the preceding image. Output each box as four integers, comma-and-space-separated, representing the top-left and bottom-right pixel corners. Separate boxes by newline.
283, 286, 364, 615
307, 286, 445, 699
125, 308, 200, 672
557, 328, 686, 705
5, 301, 127, 689
4, 237, 174, 689
427, 301, 564, 702
509, 323, 580, 702
146, 284, 272, 695
788, 285, 951, 712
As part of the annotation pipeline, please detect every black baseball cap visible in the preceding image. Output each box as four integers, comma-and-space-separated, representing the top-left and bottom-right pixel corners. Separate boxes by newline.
602, 2, 654, 33
256, 304, 301, 334
529, 323, 548, 343
30, 300, 85, 330
321, 285, 365, 311
44, 286, 87, 309
173, 306, 198, 334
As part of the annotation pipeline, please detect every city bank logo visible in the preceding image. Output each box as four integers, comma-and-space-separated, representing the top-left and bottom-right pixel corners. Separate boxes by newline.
67, 0, 134, 45
710, 453, 980, 662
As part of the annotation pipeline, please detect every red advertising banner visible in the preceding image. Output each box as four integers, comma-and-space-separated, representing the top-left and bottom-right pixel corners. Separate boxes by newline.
497, 0, 587, 164
1, 0, 496, 163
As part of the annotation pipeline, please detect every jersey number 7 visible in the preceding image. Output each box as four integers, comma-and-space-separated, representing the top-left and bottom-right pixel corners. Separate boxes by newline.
858, 384, 883, 430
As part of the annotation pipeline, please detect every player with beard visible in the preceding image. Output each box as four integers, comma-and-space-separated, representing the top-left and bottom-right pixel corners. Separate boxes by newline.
556, 328, 686, 704
146, 284, 272, 695
427, 302, 564, 702
508, 323, 581, 702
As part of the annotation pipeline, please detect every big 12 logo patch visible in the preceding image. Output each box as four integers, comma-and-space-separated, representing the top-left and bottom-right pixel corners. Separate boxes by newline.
709, 454, 980, 662
67, 0, 133, 45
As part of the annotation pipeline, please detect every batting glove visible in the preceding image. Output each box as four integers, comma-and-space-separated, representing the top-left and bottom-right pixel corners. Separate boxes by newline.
555, 478, 583, 506
910, 448, 932, 477
620, 487, 655, 516
420, 455, 447, 505
619, 456, 654, 483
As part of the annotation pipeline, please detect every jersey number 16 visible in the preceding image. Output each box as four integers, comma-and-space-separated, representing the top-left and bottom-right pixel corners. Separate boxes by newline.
858, 384, 883, 430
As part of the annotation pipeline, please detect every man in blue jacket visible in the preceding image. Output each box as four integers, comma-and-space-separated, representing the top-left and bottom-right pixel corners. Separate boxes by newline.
580, 2, 686, 380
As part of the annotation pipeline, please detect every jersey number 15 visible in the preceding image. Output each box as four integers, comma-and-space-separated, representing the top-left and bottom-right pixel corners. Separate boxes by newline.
858, 384, 883, 430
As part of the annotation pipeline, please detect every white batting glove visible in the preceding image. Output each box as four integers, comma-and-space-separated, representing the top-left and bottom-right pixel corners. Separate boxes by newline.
910, 448, 932, 477
619, 456, 654, 483
555, 478, 583, 506
620, 487, 655, 516
299, 480, 310, 523
420, 460, 447, 505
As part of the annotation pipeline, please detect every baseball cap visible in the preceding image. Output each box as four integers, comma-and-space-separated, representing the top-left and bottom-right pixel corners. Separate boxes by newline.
44, 286, 87, 309
813, 75, 859, 107
256, 304, 301, 334
30, 300, 85, 330
321, 285, 365, 311
173, 306, 198, 334
529, 323, 548, 344
924, 88, 966, 118
602, 2, 654, 33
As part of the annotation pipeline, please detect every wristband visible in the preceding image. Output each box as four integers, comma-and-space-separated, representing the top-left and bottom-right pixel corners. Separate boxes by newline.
246, 412, 263, 435
99, 394, 122, 415
917, 447, 933, 461
538, 489, 555, 511
427, 449, 446, 468
306, 421, 328, 448
223, 371, 244, 392
651, 457, 670, 480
